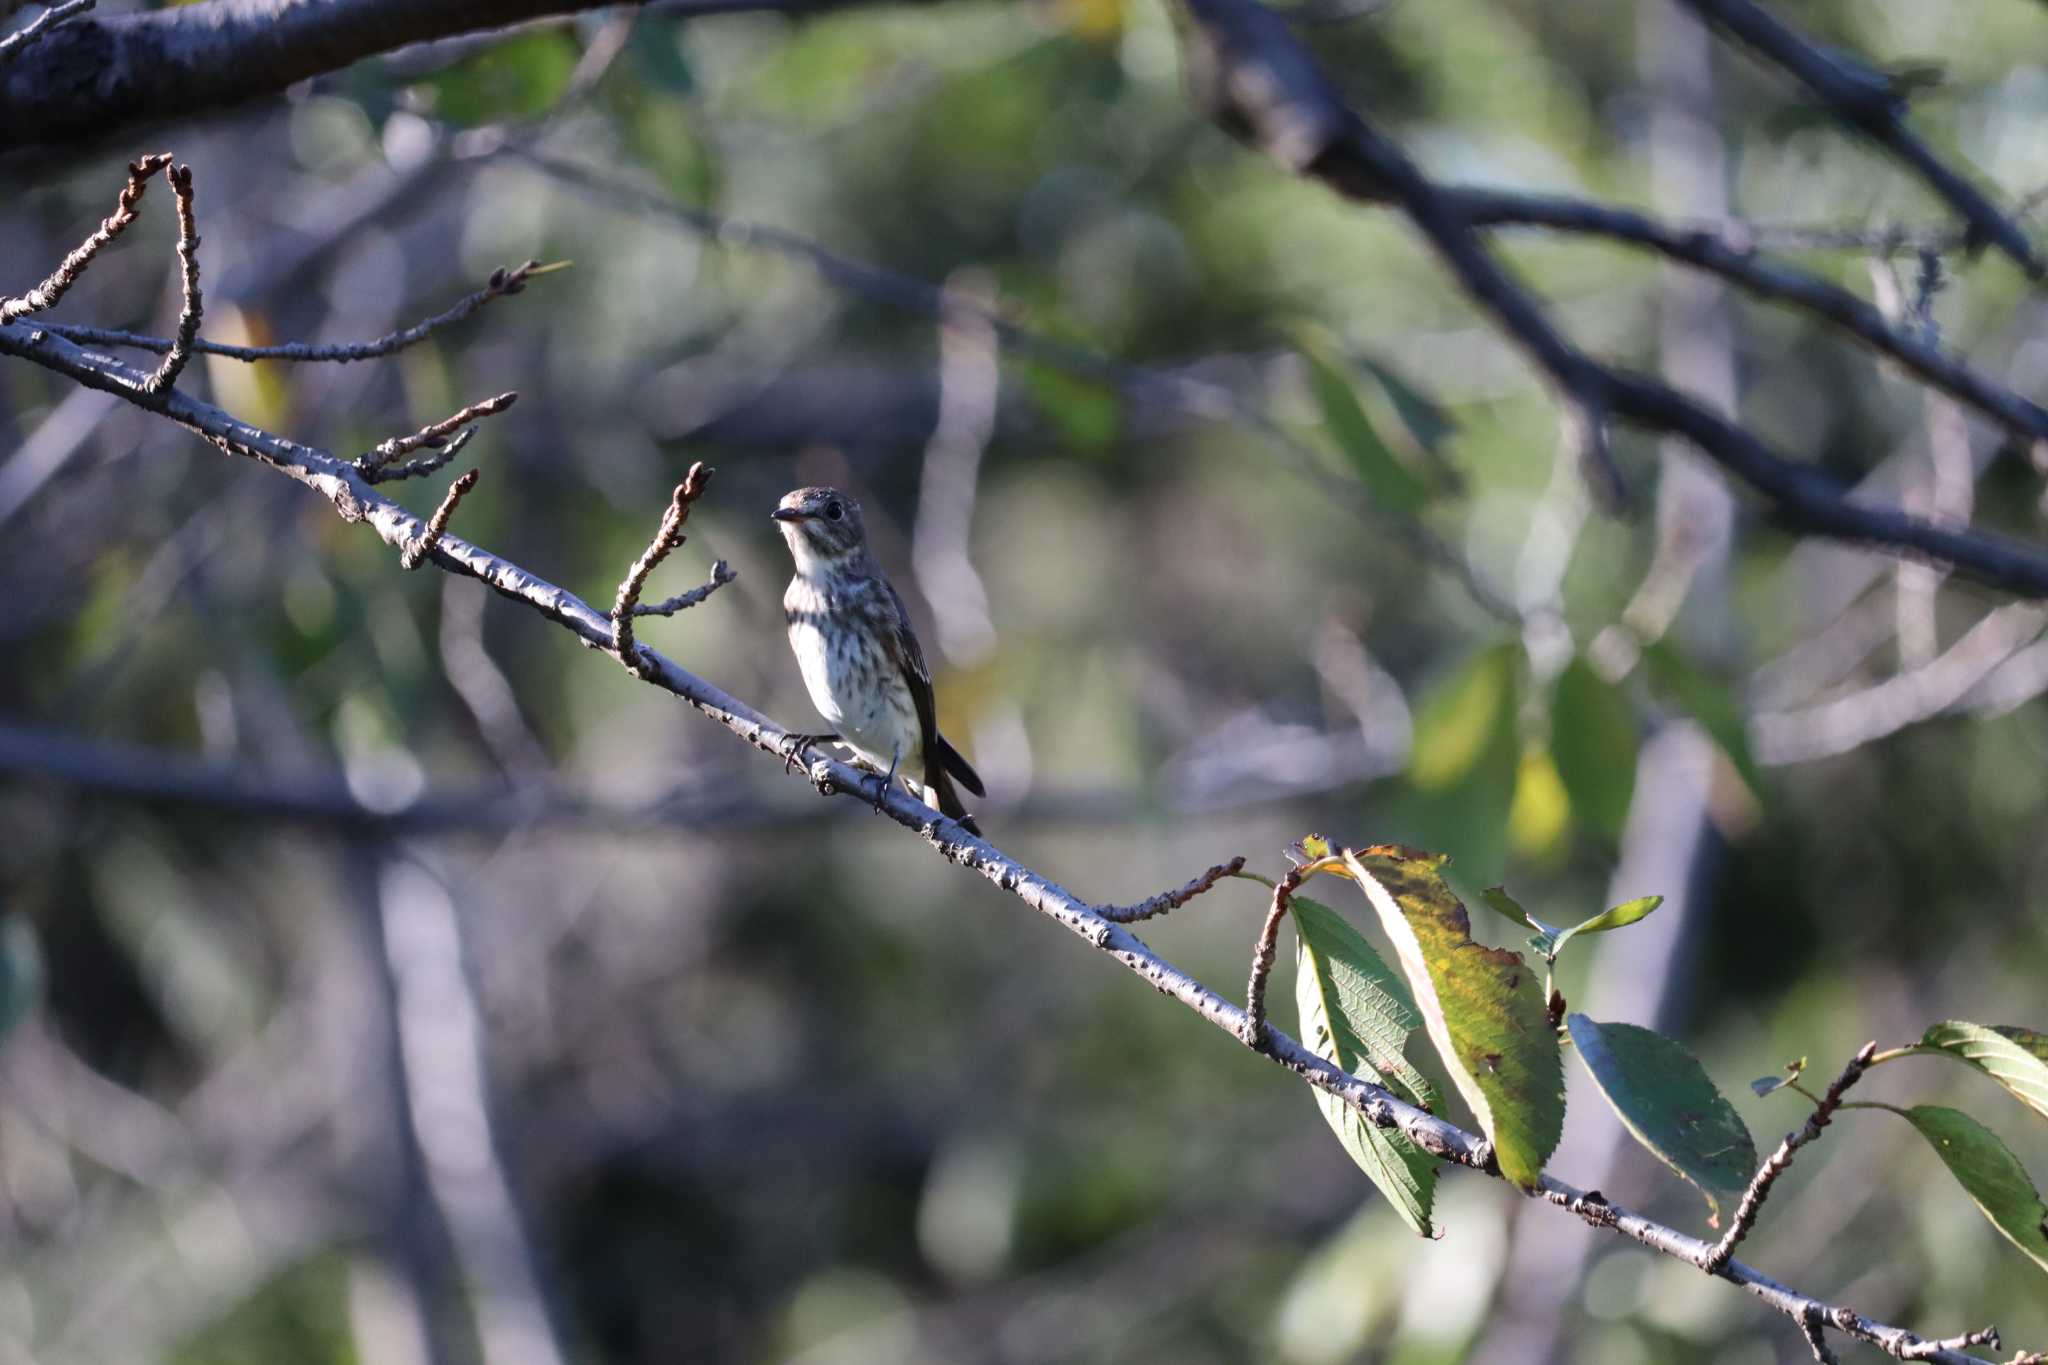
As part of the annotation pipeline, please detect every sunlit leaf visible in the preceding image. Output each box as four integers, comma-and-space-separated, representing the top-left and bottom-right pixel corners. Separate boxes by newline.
1479, 886, 1556, 938
1896, 1105, 2048, 1276
1338, 847, 1564, 1189
1293, 895, 1438, 1236
1293, 324, 1432, 513
1550, 895, 1663, 959
1567, 1016, 1757, 1225
1915, 1021, 2048, 1124
1508, 744, 1570, 858
1550, 657, 1637, 840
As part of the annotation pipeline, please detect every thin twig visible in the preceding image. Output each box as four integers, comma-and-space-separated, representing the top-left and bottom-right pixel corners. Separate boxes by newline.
1, 153, 170, 323
1097, 856, 1247, 924
611, 464, 714, 675
0, 320, 2018, 1365
1900, 1329, 2000, 1362
42, 260, 565, 364
1240, 865, 1306, 1047
1703, 1042, 1878, 1274
629, 560, 737, 617
0, 0, 92, 65
362, 426, 478, 486
357, 392, 517, 482
400, 469, 480, 571
140, 162, 201, 397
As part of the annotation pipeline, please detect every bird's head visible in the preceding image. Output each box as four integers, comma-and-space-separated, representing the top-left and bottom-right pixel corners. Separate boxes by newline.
772, 486, 867, 568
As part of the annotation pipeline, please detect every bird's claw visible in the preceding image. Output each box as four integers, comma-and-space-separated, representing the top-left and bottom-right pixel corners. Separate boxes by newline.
780, 732, 837, 776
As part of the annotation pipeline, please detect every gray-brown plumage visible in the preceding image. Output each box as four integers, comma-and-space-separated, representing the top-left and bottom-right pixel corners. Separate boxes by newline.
773, 486, 984, 833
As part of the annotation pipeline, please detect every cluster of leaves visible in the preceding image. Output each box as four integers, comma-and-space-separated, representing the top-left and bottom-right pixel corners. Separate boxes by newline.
1272, 835, 2048, 1279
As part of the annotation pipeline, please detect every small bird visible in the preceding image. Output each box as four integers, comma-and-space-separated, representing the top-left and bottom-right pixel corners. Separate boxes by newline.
773, 486, 985, 833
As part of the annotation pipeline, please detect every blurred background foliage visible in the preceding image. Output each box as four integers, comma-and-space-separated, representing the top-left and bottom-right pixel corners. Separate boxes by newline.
2, 0, 2046, 1361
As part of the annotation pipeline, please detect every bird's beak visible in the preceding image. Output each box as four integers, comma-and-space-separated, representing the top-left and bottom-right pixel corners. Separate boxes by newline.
771, 508, 806, 523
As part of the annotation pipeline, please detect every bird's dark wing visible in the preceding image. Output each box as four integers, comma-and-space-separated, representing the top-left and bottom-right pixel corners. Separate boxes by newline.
880, 579, 940, 764
880, 579, 980, 827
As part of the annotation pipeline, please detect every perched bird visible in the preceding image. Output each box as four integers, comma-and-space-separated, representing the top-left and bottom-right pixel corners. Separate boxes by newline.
773, 486, 985, 833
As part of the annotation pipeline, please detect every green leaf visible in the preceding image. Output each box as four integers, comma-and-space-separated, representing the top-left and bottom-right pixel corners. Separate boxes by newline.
1550, 896, 1663, 960
1355, 355, 1459, 483
1021, 360, 1123, 454
1293, 896, 1436, 1109
1550, 657, 1638, 840
1340, 848, 1564, 1189
1897, 1105, 2048, 1276
426, 30, 582, 126
1410, 644, 1515, 793
1293, 324, 1432, 513
1642, 641, 1761, 800
1293, 896, 1439, 1236
1566, 1016, 1758, 1226
1915, 1021, 2048, 1124
1480, 887, 1556, 939
1750, 1058, 1806, 1098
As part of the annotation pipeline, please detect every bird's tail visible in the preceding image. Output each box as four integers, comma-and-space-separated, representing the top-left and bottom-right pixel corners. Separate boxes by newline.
924, 764, 981, 837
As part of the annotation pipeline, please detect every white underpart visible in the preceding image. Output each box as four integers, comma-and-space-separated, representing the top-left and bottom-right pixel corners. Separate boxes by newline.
783, 551, 929, 800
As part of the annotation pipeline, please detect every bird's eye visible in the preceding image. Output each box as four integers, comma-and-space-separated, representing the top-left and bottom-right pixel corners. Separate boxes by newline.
824, 502, 843, 521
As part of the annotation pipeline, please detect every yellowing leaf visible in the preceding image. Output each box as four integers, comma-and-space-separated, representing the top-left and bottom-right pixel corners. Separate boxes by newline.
1336, 847, 1564, 1189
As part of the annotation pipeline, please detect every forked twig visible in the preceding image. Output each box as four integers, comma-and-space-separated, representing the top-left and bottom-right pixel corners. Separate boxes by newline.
611, 463, 715, 675
1703, 1042, 1877, 1273
1, 153, 170, 323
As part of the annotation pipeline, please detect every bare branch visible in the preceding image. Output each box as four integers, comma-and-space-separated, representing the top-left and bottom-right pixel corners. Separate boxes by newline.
358, 392, 517, 483
1175, 0, 2048, 599
1456, 188, 2048, 449
0, 0, 91, 64
40, 259, 564, 364
1671, 0, 2042, 276
1096, 856, 1247, 924
0, 0, 875, 151
1704, 1043, 1877, 1274
611, 465, 715, 676
629, 559, 737, 618
401, 468, 480, 571
1, 153, 170, 322
139, 161, 201, 397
